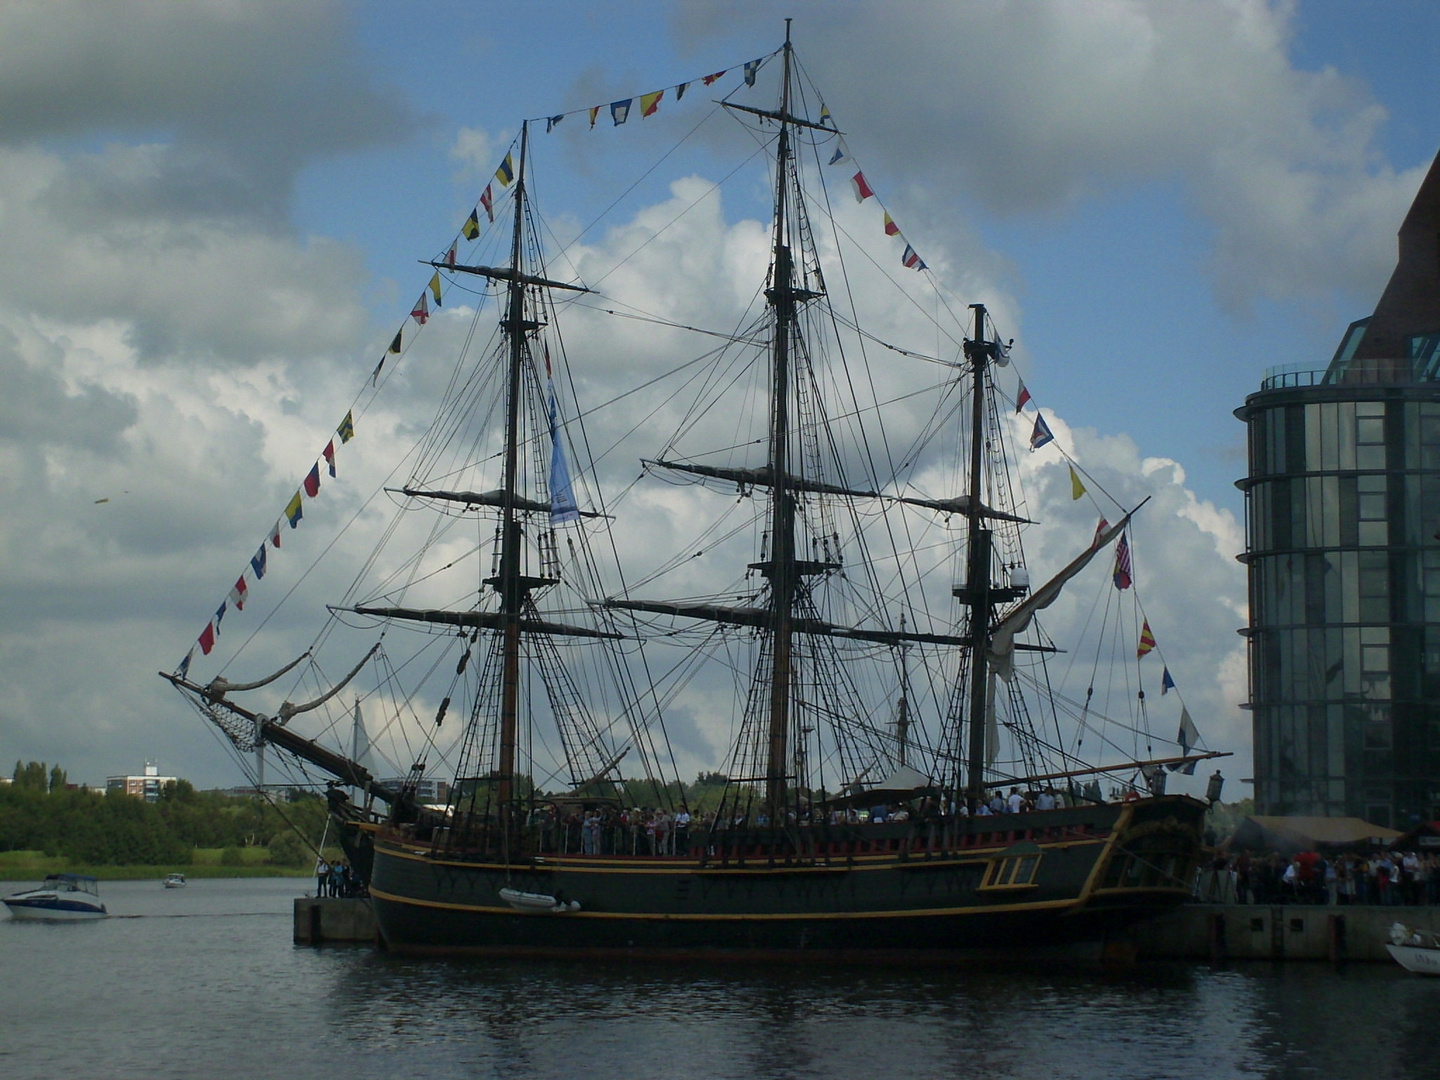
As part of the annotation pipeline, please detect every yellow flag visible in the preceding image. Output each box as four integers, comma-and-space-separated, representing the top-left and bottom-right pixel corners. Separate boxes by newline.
640, 90, 663, 117
284, 491, 304, 528
429, 272, 442, 307
461, 209, 480, 240
1070, 465, 1085, 500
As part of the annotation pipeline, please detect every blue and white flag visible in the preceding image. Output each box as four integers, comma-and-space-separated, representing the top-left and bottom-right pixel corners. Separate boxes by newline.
1177, 707, 1198, 754
1029, 414, 1054, 450
545, 350, 580, 524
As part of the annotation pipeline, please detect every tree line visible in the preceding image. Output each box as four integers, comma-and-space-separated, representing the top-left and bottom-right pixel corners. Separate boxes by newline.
2, 761, 327, 867
0, 761, 858, 869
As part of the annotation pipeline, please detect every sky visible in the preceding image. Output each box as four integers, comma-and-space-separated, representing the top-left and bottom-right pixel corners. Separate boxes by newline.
2, 0, 1437, 797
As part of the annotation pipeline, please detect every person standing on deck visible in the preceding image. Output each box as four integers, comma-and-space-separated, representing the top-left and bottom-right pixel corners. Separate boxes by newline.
674, 807, 691, 855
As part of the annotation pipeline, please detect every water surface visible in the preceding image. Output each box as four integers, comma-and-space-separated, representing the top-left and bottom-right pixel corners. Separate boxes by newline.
2, 878, 1437, 1079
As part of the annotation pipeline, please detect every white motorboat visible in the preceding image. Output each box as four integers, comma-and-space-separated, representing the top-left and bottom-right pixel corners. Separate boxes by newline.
3, 874, 108, 920
163, 873, 186, 889
1386, 923, 1440, 974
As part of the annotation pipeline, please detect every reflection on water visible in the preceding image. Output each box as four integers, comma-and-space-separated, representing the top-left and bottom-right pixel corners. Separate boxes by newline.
3, 879, 1439, 1080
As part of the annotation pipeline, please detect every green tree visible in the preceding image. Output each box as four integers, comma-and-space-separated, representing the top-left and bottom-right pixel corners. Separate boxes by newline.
160, 778, 197, 803
621, 777, 687, 810
0, 783, 46, 851
0, 765, 347, 868
266, 829, 311, 867
13, 761, 48, 792
48, 765, 67, 793
683, 771, 732, 813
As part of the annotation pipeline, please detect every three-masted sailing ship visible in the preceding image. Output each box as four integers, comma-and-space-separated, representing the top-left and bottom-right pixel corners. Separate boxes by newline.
165, 26, 1218, 957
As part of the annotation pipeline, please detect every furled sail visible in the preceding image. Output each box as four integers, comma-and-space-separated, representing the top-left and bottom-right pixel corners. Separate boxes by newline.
988, 509, 1138, 680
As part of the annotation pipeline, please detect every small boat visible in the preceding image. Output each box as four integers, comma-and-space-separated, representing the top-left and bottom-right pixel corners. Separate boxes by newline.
163, 873, 187, 889
1387, 922, 1440, 974
498, 887, 581, 914
3, 874, 108, 920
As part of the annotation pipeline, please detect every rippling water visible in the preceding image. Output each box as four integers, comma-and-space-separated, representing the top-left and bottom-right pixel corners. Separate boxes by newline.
3, 878, 1438, 1079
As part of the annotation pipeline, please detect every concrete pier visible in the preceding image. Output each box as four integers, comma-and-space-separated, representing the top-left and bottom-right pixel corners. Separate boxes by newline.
1129, 903, 1440, 963
293, 896, 377, 945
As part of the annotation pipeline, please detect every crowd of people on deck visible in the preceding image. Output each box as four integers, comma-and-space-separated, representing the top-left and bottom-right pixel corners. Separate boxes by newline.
1196, 849, 1440, 906
967, 787, 1067, 814
523, 785, 1099, 857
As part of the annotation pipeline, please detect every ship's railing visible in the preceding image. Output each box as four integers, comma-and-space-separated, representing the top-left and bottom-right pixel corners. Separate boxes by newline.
421, 808, 1109, 863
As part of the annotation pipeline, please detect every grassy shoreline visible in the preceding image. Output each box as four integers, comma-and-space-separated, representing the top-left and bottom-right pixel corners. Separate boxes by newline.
0, 850, 312, 882
3, 866, 312, 882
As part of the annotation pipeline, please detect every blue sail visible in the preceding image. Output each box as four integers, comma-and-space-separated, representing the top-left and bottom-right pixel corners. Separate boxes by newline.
548, 382, 579, 523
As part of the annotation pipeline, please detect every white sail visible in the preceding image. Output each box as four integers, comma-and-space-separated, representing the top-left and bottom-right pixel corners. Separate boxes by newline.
350, 698, 371, 775
988, 511, 1135, 681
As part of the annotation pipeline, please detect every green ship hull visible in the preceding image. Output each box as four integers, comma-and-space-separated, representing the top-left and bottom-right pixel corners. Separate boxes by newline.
368, 795, 1205, 957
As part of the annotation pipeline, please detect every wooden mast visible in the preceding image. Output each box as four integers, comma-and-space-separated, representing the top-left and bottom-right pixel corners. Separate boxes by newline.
962, 303, 995, 810
763, 21, 798, 820
495, 120, 534, 820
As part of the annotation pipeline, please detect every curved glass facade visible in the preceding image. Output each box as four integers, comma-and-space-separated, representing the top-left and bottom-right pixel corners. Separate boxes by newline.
1238, 384, 1440, 827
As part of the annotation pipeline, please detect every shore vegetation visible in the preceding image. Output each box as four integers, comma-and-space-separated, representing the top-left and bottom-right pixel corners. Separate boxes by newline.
2, 760, 329, 878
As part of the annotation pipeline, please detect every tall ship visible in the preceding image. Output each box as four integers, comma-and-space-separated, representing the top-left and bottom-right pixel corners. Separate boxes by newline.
165, 26, 1221, 957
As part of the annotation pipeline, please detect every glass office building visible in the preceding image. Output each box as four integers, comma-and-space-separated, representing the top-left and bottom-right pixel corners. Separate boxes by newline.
1237, 154, 1440, 827
1238, 356, 1440, 826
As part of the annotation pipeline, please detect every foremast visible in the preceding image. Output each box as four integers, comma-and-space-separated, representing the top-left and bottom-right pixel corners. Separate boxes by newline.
494, 120, 534, 818
347, 121, 605, 838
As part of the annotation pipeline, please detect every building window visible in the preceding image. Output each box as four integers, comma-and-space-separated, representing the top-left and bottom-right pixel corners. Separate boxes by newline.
1357, 403, 1386, 470
1359, 553, 1390, 622
1364, 708, 1393, 748
1419, 404, 1440, 470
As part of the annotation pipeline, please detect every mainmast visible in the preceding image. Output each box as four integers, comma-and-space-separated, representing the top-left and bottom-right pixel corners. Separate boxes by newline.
606, 24, 965, 820
754, 22, 834, 817
762, 23, 799, 818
